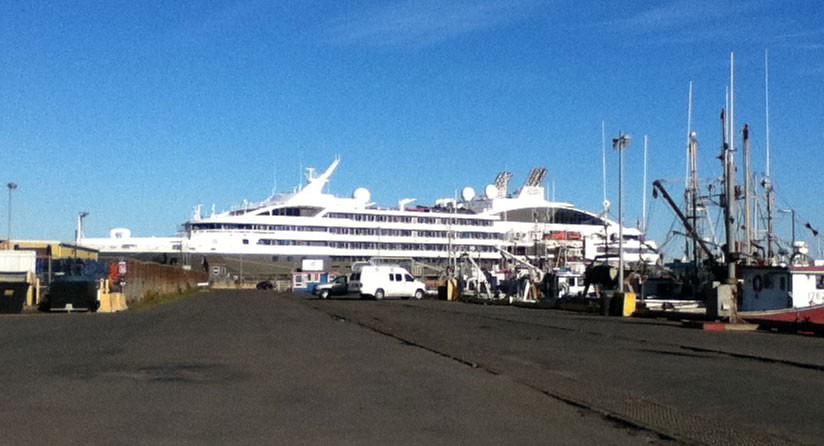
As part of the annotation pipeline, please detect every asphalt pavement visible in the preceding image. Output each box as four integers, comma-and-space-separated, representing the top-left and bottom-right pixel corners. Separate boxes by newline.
1, 290, 821, 445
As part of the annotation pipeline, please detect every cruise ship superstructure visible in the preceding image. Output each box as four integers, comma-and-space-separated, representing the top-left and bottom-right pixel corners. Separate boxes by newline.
81, 158, 658, 270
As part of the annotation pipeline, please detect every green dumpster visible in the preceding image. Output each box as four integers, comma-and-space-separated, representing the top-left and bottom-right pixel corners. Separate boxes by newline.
0, 282, 28, 313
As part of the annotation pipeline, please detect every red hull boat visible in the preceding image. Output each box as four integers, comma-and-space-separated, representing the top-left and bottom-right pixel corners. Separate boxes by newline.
740, 303, 824, 332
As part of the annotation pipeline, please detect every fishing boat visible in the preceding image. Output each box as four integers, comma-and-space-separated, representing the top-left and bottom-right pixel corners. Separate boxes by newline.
738, 244, 824, 330
650, 53, 824, 331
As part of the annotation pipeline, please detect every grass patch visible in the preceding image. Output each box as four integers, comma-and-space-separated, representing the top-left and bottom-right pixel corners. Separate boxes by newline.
129, 287, 207, 311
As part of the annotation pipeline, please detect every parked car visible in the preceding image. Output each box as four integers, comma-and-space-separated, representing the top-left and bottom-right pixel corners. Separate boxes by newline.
353, 264, 426, 300
313, 274, 354, 299
256, 280, 274, 290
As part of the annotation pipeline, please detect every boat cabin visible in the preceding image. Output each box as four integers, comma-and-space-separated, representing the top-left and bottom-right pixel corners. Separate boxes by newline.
740, 265, 824, 311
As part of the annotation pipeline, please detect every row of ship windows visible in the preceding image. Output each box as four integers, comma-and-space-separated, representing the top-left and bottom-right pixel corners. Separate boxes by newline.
325, 212, 492, 226
193, 223, 325, 232
329, 228, 501, 240
254, 239, 499, 252
192, 223, 501, 239
595, 247, 657, 254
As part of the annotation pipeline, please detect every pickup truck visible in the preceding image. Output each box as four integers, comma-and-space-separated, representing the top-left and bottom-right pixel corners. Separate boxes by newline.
313, 274, 357, 299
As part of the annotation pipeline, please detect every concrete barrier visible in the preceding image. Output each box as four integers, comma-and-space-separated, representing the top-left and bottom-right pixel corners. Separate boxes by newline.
98, 292, 127, 312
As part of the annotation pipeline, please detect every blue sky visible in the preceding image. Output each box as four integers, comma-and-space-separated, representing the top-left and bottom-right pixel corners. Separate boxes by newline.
2, 1, 823, 260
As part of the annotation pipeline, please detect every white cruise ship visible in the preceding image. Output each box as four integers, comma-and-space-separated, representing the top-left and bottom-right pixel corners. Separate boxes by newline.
81, 158, 658, 272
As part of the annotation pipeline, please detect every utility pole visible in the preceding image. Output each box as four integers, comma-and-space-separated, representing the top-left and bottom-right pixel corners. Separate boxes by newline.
612, 132, 631, 291
7, 182, 17, 250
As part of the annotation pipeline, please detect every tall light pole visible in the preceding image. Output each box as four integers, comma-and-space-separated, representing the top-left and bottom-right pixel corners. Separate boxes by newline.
612, 132, 631, 291
7, 182, 17, 250
76, 211, 90, 243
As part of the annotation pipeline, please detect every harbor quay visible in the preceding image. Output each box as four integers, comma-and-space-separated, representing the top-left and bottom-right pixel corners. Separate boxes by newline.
1, 290, 820, 445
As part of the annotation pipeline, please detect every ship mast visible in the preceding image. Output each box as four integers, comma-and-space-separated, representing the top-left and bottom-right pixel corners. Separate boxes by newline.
763, 48, 775, 262
687, 131, 700, 268
723, 52, 739, 320
685, 81, 693, 191
684, 82, 694, 261
743, 124, 752, 261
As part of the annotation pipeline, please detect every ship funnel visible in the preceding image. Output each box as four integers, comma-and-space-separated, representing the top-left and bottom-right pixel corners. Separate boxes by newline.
525, 167, 547, 187
494, 171, 512, 197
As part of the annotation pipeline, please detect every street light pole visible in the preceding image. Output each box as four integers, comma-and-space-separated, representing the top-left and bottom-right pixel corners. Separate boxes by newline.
7, 182, 17, 250
77, 211, 90, 244
612, 132, 631, 291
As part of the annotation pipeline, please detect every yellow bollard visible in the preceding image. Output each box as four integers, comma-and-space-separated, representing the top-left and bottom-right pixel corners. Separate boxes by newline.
621, 292, 636, 317
446, 278, 458, 301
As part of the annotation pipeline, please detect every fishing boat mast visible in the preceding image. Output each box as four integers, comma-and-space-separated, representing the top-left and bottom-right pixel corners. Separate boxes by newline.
684, 82, 694, 261
743, 124, 753, 261
723, 52, 739, 320
687, 131, 700, 268
763, 48, 775, 262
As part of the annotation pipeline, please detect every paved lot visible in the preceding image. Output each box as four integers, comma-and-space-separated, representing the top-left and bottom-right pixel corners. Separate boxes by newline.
1, 290, 822, 445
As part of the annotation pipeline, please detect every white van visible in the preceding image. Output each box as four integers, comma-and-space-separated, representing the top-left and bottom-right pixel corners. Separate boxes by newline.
354, 264, 427, 300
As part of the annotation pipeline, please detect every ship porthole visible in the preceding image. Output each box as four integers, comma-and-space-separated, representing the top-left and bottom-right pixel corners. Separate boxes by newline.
752, 275, 763, 292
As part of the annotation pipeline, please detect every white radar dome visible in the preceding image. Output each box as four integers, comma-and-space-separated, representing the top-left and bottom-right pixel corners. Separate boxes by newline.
353, 187, 371, 203
461, 186, 476, 202
484, 184, 498, 199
